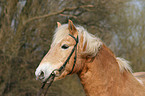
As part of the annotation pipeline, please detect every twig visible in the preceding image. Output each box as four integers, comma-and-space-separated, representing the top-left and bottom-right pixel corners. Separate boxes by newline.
59, 14, 77, 19
23, 5, 94, 25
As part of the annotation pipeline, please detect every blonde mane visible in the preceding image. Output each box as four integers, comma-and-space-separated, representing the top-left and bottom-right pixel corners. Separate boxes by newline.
116, 57, 132, 73
51, 24, 132, 73
51, 24, 102, 56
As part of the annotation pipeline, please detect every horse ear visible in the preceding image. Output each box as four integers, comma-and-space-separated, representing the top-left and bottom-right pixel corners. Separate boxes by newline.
57, 22, 61, 28
68, 20, 77, 35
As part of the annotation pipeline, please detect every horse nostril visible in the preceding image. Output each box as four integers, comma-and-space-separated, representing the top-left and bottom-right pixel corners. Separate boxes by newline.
39, 71, 45, 80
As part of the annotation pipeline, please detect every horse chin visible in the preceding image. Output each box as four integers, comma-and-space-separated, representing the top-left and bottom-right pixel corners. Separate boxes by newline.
54, 77, 63, 81
54, 71, 69, 81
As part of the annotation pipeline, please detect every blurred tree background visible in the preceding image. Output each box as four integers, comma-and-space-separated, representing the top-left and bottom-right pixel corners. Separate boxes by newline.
0, 0, 145, 96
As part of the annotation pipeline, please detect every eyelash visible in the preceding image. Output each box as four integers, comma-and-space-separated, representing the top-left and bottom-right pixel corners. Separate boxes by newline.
61, 44, 69, 49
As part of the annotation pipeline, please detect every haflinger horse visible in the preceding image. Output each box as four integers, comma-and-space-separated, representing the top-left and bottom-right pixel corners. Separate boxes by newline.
35, 20, 145, 96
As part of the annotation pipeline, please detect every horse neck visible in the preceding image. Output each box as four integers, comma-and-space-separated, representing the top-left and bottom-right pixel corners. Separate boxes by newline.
78, 44, 144, 96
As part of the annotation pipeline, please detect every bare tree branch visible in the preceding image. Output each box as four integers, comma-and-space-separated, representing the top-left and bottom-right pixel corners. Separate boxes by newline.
59, 14, 78, 19
23, 5, 94, 25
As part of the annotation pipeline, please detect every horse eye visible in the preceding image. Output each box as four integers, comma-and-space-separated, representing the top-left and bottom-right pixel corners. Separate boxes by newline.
61, 44, 69, 49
